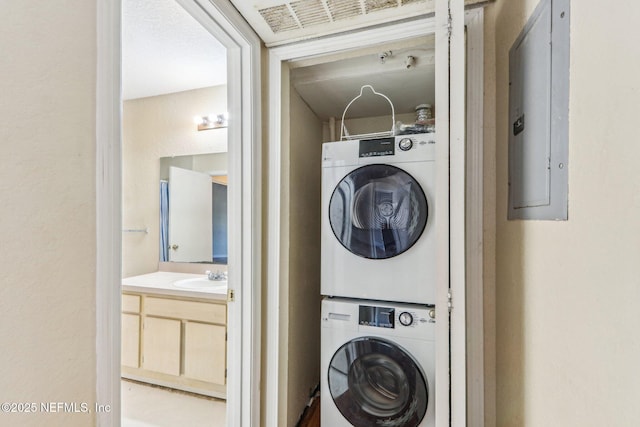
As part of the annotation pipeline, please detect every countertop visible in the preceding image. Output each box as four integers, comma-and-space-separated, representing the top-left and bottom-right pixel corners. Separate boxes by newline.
122, 271, 227, 301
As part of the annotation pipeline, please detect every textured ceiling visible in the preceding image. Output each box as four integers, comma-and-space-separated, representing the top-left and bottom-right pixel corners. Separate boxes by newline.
291, 40, 435, 120
121, 0, 489, 100
122, 0, 227, 100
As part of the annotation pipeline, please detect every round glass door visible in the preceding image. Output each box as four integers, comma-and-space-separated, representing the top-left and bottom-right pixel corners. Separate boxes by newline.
329, 164, 428, 259
328, 337, 428, 427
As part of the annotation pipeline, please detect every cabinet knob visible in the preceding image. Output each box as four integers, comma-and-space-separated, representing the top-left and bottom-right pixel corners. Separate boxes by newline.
171, 244, 179, 250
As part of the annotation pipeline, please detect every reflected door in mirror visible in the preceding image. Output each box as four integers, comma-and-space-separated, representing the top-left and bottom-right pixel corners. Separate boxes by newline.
168, 166, 213, 262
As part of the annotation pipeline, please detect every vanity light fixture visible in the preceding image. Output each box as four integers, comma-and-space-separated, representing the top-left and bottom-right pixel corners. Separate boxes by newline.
195, 112, 228, 131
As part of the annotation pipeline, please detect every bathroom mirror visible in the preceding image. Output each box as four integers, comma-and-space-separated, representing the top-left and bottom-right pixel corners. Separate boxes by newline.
160, 153, 228, 264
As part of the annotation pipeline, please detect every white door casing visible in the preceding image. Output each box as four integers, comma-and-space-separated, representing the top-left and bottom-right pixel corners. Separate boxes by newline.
446, 0, 468, 425
96, 0, 262, 426
465, 9, 486, 427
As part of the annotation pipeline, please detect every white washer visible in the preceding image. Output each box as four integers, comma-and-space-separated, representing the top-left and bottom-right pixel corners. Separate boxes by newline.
321, 134, 437, 305
321, 298, 436, 427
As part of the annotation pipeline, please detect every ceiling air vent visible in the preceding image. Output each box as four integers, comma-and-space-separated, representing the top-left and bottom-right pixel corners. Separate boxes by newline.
290, 0, 331, 27
258, 4, 299, 33
326, 0, 362, 21
233, 0, 488, 45
364, 0, 398, 14
257, 0, 428, 34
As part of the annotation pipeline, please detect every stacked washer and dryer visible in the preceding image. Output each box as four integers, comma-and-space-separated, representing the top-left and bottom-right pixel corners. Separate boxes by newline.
320, 129, 438, 427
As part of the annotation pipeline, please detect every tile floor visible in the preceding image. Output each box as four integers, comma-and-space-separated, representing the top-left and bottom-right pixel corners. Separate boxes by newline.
121, 379, 226, 427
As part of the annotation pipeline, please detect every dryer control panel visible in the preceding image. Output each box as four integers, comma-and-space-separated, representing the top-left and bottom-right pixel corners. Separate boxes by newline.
358, 137, 395, 158
322, 133, 436, 169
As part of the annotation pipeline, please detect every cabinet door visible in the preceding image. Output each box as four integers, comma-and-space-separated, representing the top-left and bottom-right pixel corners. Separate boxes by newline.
184, 322, 226, 385
142, 317, 181, 376
121, 313, 140, 368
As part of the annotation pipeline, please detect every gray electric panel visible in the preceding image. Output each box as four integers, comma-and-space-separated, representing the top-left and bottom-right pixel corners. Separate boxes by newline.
508, 0, 569, 220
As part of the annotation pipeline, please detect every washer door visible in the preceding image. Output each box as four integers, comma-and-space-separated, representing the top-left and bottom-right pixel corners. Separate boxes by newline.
329, 164, 428, 259
328, 337, 429, 427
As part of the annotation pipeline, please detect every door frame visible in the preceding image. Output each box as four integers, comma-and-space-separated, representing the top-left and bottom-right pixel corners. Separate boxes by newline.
96, 0, 262, 425
265, 5, 483, 426
464, 9, 486, 426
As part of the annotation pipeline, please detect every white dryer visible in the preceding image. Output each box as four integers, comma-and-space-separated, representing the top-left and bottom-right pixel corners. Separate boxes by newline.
321, 134, 437, 305
321, 297, 436, 427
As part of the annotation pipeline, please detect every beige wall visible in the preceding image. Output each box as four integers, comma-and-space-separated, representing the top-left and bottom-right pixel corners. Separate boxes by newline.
0, 1, 97, 426
287, 87, 324, 426
489, 1, 640, 425
122, 86, 227, 277
276, 68, 324, 426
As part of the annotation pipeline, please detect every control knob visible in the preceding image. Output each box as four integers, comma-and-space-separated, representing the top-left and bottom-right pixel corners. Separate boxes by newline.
398, 138, 413, 151
399, 312, 414, 326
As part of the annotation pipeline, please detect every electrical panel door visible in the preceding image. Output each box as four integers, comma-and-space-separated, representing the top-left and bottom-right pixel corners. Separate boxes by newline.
508, 0, 570, 220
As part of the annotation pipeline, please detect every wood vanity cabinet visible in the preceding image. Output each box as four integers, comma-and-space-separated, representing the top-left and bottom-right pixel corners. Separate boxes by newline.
121, 292, 227, 399
142, 316, 181, 376
121, 294, 141, 369
184, 321, 226, 384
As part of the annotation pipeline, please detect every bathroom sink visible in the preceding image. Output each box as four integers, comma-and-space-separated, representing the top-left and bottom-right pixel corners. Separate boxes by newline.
173, 277, 227, 291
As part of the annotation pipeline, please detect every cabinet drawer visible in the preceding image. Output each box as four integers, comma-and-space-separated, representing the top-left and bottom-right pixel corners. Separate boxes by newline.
122, 294, 141, 313
145, 297, 226, 324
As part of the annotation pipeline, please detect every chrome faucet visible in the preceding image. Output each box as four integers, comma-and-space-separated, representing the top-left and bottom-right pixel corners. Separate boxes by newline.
205, 270, 227, 281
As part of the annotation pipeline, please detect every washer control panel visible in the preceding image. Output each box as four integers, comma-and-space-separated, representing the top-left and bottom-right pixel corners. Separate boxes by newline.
357, 303, 435, 330
358, 305, 395, 328
324, 298, 436, 340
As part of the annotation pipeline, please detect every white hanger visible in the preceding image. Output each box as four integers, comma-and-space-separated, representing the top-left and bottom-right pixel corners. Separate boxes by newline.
340, 85, 396, 141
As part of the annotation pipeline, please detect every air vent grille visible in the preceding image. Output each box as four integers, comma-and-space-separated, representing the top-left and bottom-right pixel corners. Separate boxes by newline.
257, 0, 429, 34
258, 5, 299, 33
290, 0, 330, 27
364, 0, 397, 14
326, 0, 363, 21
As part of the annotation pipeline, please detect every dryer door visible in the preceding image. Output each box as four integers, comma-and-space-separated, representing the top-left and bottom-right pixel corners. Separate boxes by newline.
329, 164, 428, 259
328, 337, 429, 427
